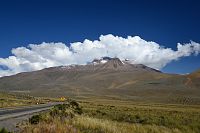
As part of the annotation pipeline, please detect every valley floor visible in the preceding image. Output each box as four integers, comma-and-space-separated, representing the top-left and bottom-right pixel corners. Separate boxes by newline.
4, 98, 199, 133
0, 92, 59, 108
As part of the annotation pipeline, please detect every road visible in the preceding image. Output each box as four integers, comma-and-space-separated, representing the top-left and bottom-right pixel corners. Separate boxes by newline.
0, 102, 61, 132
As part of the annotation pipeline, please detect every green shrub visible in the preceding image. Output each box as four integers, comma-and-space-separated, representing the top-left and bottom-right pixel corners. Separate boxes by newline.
29, 114, 42, 124
28, 99, 83, 125
0, 128, 8, 133
50, 104, 75, 118
68, 100, 83, 115
50, 100, 83, 118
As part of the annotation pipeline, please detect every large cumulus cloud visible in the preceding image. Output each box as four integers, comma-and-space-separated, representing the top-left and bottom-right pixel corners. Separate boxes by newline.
0, 34, 200, 77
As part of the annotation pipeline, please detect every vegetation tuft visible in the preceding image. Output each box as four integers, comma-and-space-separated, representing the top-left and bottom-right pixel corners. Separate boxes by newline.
0, 128, 9, 133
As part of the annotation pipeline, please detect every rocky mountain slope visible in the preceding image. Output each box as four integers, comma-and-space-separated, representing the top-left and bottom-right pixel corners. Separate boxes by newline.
0, 57, 199, 104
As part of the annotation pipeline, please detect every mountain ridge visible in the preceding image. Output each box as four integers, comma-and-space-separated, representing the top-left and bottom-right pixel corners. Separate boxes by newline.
0, 58, 199, 104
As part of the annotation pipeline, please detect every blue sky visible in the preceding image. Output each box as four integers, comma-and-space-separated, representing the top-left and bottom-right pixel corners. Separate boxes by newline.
0, 0, 200, 75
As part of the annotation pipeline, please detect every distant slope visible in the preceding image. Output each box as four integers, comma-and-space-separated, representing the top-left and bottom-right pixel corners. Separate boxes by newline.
186, 69, 200, 87
0, 58, 199, 104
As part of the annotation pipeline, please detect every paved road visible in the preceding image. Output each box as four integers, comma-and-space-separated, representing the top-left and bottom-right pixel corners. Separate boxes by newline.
0, 102, 61, 131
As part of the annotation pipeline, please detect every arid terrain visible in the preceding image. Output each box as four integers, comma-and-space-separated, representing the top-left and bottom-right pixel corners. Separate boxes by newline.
0, 58, 199, 104
0, 58, 200, 133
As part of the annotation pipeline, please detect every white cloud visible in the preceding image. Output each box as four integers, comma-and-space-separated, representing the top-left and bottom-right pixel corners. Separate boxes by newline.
0, 34, 200, 77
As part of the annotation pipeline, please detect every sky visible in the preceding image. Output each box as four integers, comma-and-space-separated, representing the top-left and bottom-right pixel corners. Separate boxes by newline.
0, 0, 200, 76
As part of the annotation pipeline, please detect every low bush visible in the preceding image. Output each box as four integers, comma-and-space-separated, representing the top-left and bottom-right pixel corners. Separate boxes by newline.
0, 128, 8, 133
29, 99, 83, 125
49, 100, 82, 119
29, 114, 42, 124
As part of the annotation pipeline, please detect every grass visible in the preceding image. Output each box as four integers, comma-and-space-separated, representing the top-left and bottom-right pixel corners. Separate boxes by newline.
73, 115, 181, 133
0, 92, 33, 108
18, 114, 182, 133
0, 92, 58, 108
20, 118, 77, 133
80, 100, 200, 133
17, 99, 200, 133
19, 111, 181, 133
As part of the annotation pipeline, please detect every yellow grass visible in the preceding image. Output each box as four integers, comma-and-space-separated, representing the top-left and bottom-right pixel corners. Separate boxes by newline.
20, 118, 77, 133
20, 115, 182, 133
73, 115, 181, 133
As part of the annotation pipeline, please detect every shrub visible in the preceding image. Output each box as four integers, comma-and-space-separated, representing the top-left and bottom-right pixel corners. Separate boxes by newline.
28, 99, 83, 125
68, 99, 83, 115
50, 100, 83, 119
29, 114, 42, 124
50, 104, 75, 119
0, 128, 8, 133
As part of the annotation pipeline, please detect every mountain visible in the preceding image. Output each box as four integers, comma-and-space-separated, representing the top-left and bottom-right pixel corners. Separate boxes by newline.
186, 69, 200, 88
0, 58, 199, 104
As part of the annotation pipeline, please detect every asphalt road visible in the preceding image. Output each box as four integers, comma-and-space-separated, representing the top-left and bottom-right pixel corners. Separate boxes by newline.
0, 102, 61, 131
